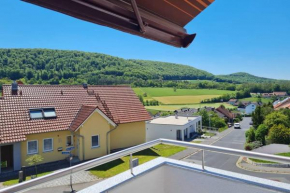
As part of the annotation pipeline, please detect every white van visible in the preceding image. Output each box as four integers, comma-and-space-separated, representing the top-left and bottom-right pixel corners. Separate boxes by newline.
234, 123, 241, 129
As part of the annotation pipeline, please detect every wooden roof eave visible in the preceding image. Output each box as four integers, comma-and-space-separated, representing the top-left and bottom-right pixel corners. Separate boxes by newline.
22, 0, 197, 47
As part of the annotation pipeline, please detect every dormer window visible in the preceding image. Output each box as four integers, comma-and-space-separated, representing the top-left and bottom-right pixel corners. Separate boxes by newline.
29, 108, 57, 119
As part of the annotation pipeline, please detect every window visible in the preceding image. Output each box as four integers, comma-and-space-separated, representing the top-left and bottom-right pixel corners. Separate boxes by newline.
29, 108, 57, 119
91, 135, 99, 148
29, 110, 43, 119
66, 135, 73, 146
43, 138, 53, 152
27, 140, 38, 154
43, 108, 56, 118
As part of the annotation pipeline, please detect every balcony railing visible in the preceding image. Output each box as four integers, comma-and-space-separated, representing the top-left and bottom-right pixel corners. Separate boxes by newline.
1, 138, 290, 193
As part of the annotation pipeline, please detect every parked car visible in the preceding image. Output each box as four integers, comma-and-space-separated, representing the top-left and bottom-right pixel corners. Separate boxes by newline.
249, 121, 253, 125
234, 123, 241, 129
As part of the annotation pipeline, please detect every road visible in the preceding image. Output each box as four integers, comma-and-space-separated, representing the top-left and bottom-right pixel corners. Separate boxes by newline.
186, 117, 290, 183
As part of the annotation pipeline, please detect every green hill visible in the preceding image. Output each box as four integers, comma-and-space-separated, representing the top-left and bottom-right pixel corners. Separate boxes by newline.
215, 72, 282, 83
0, 48, 288, 87
0, 48, 214, 85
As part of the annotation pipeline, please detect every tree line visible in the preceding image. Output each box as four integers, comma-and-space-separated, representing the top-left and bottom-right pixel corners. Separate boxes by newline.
1, 49, 290, 94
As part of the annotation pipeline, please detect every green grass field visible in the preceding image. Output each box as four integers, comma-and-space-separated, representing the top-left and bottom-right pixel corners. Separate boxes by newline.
183, 80, 216, 83
241, 97, 272, 103
153, 95, 221, 104
133, 87, 236, 106
89, 144, 185, 178
133, 87, 235, 97
145, 103, 234, 111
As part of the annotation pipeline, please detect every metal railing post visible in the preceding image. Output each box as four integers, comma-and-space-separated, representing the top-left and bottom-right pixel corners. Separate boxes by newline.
202, 150, 205, 170
130, 153, 133, 174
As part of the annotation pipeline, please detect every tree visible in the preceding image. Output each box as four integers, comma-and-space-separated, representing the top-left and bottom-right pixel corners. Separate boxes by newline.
197, 109, 209, 127
257, 95, 262, 103
252, 106, 263, 128
211, 117, 226, 128
268, 124, 290, 144
245, 127, 255, 143
264, 111, 290, 129
138, 95, 144, 104
145, 100, 149, 106
255, 124, 268, 145
26, 70, 34, 80
26, 154, 44, 177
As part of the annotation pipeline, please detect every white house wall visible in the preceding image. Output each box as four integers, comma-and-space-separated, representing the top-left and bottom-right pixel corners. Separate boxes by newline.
146, 117, 201, 142
146, 124, 185, 141
245, 104, 256, 115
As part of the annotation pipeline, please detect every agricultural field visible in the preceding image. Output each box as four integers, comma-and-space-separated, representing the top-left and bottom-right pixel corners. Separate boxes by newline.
154, 95, 221, 104
133, 87, 235, 104
133, 87, 236, 111
133, 87, 235, 97
145, 103, 234, 111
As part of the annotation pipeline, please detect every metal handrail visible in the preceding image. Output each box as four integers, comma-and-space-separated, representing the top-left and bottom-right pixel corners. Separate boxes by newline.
2, 138, 290, 193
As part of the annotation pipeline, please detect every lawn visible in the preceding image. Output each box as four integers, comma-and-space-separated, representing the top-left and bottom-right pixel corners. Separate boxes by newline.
204, 132, 216, 137
191, 141, 202, 144
241, 97, 272, 104
249, 158, 277, 164
146, 109, 163, 116
276, 152, 290, 157
133, 87, 236, 97
145, 103, 234, 111
89, 144, 186, 178
153, 95, 221, 105
249, 152, 290, 164
218, 126, 228, 133
3, 171, 52, 186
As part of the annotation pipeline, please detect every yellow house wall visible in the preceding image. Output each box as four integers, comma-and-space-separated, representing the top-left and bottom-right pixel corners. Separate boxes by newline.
21, 130, 73, 167
78, 111, 111, 161
20, 112, 146, 165
110, 121, 146, 150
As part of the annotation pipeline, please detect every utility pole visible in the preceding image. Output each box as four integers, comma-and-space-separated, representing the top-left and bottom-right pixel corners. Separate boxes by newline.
209, 114, 212, 130
62, 146, 76, 193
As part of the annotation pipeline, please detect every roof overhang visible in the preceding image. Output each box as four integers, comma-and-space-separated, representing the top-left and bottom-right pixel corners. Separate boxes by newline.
22, 0, 215, 48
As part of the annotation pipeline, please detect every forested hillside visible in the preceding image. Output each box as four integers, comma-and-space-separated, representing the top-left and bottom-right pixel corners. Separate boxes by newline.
0, 49, 213, 86
1, 48, 290, 94
216, 72, 280, 83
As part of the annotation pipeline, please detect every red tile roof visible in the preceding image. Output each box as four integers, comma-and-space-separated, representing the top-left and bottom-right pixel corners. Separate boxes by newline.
0, 85, 151, 144
69, 105, 97, 132
215, 106, 234, 119
273, 92, 288, 96
274, 98, 290, 110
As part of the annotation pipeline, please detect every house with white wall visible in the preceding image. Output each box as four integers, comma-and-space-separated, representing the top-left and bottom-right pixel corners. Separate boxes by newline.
146, 116, 202, 142
238, 102, 257, 115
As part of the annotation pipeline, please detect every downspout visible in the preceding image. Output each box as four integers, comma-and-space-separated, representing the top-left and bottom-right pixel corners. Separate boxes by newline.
71, 131, 85, 161
106, 125, 118, 154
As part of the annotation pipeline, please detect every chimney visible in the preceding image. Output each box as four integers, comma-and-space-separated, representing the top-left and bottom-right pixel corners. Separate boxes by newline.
174, 110, 178, 119
11, 81, 18, 95
83, 83, 88, 89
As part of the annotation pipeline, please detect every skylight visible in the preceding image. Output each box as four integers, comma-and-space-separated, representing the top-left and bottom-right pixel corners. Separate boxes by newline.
29, 108, 57, 119
43, 108, 57, 118
29, 110, 43, 119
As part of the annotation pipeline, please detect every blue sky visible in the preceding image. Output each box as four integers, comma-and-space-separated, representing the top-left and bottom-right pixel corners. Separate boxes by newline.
1, 0, 290, 79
